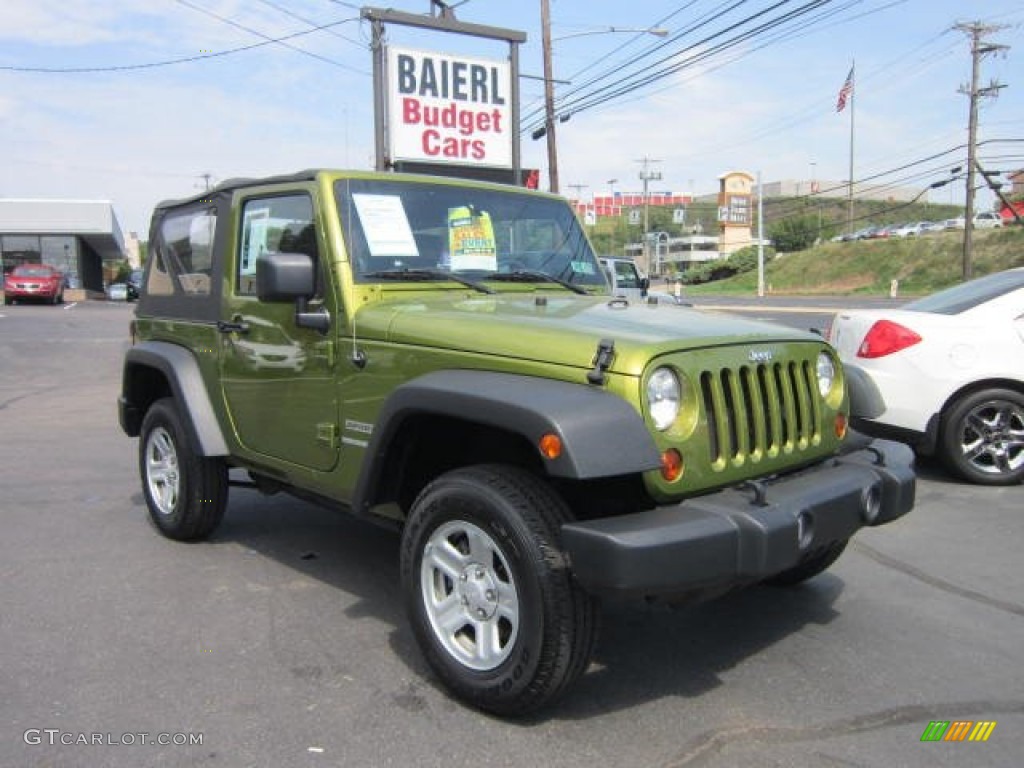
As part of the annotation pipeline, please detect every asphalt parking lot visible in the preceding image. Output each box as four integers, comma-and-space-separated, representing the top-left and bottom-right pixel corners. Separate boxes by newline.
1, 300, 1021, 768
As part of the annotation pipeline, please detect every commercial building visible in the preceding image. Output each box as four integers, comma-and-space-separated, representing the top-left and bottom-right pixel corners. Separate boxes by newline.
0, 199, 128, 296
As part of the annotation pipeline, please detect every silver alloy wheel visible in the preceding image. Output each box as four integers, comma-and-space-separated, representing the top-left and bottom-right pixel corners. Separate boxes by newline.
144, 426, 180, 516
958, 399, 1024, 477
420, 520, 519, 671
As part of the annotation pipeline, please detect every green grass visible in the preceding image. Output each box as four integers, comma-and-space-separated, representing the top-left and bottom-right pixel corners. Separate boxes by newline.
682, 226, 1024, 296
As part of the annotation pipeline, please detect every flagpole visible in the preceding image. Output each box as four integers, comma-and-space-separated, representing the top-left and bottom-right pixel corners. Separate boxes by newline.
847, 60, 855, 235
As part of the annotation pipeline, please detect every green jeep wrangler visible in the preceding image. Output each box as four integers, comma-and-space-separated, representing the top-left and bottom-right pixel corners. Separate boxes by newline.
118, 169, 915, 715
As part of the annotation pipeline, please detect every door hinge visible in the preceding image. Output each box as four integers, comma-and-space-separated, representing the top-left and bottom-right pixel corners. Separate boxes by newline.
315, 340, 336, 368
316, 422, 338, 448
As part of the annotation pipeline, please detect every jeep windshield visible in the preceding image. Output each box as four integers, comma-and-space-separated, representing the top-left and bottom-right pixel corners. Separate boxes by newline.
335, 177, 606, 291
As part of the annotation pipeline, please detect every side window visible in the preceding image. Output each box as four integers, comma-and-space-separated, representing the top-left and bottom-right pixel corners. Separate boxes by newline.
153, 207, 217, 296
614, 261, 639, 289
238, 195, 317, 296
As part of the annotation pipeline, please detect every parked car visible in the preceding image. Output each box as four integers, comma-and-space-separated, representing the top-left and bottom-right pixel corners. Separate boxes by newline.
826, 268, 1024, 485
890, 222, 920, 238
107, 283, 129, 301
125, 269, 144, 301
974, 211, 1004, 229
3, 264, 64, 305
944, 217, 966, 230
599, 257, 687, 305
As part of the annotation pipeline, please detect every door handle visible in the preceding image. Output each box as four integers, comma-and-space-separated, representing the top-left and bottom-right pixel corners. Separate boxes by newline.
217, 319, 250, 334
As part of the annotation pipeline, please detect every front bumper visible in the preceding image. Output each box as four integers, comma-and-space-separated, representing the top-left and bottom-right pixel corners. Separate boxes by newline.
5, 286, 59, 300
561, 438, 915, 598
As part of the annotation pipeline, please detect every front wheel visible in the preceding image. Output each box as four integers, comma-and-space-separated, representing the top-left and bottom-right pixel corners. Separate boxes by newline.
400, 465, 598, 716
139, 398, 227, 540
940, 388, 1024, 485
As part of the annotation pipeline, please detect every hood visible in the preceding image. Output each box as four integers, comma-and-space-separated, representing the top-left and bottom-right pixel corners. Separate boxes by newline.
354, 292, 817, 376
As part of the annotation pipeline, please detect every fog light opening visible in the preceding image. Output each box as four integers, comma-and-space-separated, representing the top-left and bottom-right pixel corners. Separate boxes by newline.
538, 433, 562, 460
660, 449, 683, 482
861, 484, 881, 524
796, 511, 814, 550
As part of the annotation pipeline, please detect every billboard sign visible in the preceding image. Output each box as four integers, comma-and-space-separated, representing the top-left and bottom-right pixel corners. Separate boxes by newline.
388, 46, 513, 169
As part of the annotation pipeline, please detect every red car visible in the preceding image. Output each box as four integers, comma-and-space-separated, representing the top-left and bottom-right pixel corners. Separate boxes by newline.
3, 264, 64, 305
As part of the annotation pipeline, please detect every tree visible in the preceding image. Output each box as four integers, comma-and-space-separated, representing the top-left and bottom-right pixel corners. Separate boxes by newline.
769, 215, 818, 252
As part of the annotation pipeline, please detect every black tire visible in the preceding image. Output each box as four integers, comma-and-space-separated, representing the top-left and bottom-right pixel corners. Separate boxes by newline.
400, 464, 599, 716
139, 397, 227, 541
765, 540, 848, 586
939, 388, 1024, 485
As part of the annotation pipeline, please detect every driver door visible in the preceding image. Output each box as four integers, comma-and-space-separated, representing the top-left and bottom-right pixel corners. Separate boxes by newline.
218, 190, 339, 472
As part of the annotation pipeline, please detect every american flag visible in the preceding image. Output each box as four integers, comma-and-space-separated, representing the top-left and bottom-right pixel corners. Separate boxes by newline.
836, 66, 854, 112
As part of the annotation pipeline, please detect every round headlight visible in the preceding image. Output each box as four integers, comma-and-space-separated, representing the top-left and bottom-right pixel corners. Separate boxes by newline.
647, 367, 680, 431
816, 352, 836, 397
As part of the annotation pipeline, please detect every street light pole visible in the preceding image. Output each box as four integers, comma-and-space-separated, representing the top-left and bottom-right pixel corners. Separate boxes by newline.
637, 156, 662, 275
540, 0, 559, 193
538, 12, 669, 196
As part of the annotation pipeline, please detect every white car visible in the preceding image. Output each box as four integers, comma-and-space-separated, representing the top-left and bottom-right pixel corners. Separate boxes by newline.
974, 211, 1004, 229
827, 268, 1024, 485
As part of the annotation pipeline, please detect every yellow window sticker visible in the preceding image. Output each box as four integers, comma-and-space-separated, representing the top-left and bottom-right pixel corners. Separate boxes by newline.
448, 206, 497, 272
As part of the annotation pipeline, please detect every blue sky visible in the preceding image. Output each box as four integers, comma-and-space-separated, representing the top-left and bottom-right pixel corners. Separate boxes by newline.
1, 0, 1022, 236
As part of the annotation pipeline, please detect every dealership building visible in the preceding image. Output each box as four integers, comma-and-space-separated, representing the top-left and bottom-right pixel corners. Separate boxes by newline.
0, 199, 129, 296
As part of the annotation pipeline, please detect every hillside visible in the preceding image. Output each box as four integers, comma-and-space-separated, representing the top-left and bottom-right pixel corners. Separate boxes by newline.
586, 197, 965, 256
681, 225, 1024, 296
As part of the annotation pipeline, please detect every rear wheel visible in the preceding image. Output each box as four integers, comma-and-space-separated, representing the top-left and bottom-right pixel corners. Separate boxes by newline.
139, 398, 227, 540
940, 388, 1024, 485
400, 465, 598, 716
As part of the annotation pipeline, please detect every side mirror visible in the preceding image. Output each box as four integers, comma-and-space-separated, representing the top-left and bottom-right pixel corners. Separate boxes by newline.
256, 252, 331, 333
257, 252, 315, 302
640, 276, 650, 296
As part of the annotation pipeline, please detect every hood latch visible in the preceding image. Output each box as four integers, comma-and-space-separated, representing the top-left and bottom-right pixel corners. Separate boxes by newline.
587, 338, 616, 386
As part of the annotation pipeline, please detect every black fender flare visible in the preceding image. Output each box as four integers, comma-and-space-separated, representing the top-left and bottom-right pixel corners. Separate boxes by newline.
119, 341, 229, 457
352, 370, 661, 514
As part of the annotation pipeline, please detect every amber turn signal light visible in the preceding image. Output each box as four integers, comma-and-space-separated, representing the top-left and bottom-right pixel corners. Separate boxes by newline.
660, 449, 683, 482
538, 433, 562, 460
835, 413, 848, 439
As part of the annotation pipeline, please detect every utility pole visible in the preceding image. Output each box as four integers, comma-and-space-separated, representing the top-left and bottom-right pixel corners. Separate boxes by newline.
198, 173, 213, 192
540, 0, 559, 193
955, 21, 1008, 281
607, 179, 619, 255
567, 183, 589, 199
636, 156, 662, 275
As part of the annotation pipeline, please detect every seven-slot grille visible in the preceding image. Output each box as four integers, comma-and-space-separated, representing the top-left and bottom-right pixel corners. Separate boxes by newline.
700, 360, 821, 466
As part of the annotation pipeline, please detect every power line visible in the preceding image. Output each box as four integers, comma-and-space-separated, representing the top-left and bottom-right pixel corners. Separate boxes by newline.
0, 17, 363, 74
555, 0, 838, 120
254, 0, 364, 47
173, 0, 364, 73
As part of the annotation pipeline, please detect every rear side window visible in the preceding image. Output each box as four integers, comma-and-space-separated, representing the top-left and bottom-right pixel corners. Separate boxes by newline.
149, 206, 217, 296
905, 270, 1024, 315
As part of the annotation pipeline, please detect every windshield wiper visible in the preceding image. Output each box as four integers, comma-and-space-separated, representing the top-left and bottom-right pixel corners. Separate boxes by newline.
486, 270, 589, 295
362, 268, 494, 295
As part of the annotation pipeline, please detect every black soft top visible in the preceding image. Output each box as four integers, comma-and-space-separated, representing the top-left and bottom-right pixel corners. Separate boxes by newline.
154, 169, 320, 211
